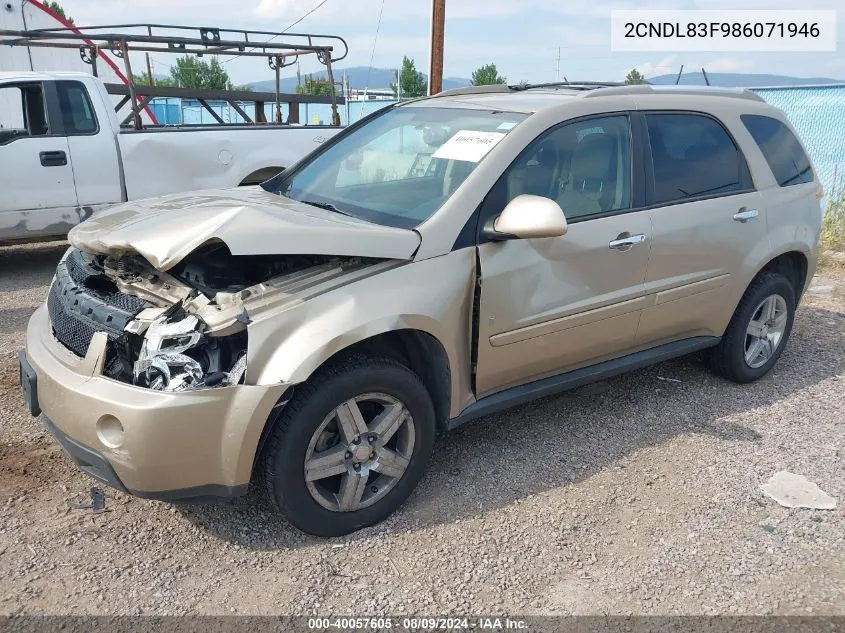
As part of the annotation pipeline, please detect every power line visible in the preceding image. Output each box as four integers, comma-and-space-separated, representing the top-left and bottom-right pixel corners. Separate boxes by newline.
282, 0, 332, 33
359, 0, 387, 118
221, 0, 332, 65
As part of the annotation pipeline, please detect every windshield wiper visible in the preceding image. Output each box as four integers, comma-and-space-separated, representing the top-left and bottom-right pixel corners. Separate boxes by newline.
301, 199, 353, 217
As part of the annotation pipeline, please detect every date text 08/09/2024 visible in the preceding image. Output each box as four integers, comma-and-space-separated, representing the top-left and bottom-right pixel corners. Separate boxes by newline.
307, 617, 529, 631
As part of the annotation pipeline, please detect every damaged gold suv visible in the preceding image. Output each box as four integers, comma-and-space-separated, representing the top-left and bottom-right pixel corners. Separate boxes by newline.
21, 83, 822, 536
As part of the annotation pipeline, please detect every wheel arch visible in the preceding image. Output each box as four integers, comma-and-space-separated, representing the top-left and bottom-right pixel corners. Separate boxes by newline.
249, 327, 454, 480
751, 249, 810, 301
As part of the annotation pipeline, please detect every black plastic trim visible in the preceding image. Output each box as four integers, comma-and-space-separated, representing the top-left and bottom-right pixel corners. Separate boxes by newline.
41, 414, 129, 493
447, 336, 720, 429
19, 351, 41, 417
41, 415, 248, 503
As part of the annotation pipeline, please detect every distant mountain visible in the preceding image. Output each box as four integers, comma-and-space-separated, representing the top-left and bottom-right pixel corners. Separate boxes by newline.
248, 66, 471, 93
648, 72, 845, 87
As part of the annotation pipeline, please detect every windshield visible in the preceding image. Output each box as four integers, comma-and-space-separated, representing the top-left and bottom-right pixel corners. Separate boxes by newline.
264, 106, 528, 229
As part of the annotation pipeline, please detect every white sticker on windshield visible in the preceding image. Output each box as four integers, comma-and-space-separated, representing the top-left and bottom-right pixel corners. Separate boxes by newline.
432, 130, 506, 163
497, 121, 518, 131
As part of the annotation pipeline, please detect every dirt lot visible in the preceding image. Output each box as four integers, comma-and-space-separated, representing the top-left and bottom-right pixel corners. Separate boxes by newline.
1, 242, 843, 616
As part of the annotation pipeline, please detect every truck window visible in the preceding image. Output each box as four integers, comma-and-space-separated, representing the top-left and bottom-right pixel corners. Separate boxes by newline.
645, 113, 748, 205
55, 81, 98, 135
0, 84, 49, 145
741, 114, 813, 187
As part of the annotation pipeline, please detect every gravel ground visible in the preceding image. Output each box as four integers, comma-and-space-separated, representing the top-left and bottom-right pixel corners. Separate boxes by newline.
1, 241, 843, 616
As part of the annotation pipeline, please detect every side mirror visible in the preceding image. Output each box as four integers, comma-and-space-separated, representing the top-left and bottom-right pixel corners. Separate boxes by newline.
482, 194, 568, 241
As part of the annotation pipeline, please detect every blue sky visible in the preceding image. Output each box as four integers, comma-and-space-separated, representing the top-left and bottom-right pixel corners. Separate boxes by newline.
58, 0, 845, 86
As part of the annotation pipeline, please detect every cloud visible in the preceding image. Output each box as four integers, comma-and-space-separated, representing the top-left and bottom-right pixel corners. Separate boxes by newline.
703, 57, 755, 72
634, 55, 678, 76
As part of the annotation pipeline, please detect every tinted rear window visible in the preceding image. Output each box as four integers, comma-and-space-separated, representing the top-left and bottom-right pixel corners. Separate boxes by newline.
741, 114, 813, 187
646, 113, 747, 204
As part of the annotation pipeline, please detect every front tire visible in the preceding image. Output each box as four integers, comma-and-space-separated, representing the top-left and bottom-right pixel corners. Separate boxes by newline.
706, 272, 796, 383
262, 355, 435, 537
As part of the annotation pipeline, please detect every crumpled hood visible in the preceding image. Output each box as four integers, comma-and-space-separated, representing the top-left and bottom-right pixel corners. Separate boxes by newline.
68, 187, 421, 270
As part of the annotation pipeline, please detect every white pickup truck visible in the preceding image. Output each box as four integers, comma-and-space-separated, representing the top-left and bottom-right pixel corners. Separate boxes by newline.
0, 71, 342, 243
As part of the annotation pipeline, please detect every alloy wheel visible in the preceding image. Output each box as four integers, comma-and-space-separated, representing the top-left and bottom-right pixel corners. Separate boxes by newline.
303, 393, 415, 512
744, 294, 789, 369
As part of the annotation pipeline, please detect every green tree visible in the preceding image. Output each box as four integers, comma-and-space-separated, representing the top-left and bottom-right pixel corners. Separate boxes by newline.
391, 56, 427, 98
131, 73, 175, 88
169, 55, 230, 89
625, 69, 647, 85
45, 1, 73, 24
296, 75, 334, 97
471, 63, 506, 86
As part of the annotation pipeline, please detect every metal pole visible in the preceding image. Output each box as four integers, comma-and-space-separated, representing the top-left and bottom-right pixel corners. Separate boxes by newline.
556, 47, 560, 82
146, 26, 154, 85
145, 53, 154, 85
325, 53, 340, 126
120, 40, 142, 130
428, 0, 445, 95
275, 56, 282, 124
344, 73, 350, 125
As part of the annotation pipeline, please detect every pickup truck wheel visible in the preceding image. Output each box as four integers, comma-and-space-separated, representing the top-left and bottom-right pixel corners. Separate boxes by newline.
705, 273, 796, 383
262, 355, 435, 537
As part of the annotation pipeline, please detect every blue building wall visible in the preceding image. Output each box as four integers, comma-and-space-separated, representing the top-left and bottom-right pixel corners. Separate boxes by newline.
147, 97, 397, 127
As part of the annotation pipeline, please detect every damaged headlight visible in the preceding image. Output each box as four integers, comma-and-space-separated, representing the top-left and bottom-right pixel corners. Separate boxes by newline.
132, 313, 247, 392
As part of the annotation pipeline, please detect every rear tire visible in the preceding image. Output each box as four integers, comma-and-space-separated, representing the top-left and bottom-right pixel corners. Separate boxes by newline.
262, 355, 435, 537
706, 273, 796, 383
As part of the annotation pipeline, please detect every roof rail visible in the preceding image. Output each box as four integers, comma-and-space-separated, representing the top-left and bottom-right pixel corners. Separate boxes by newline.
433, 81, 625, 99
582, 84, 765, 102
434, 85, 514, 98
512, 81, 626, 91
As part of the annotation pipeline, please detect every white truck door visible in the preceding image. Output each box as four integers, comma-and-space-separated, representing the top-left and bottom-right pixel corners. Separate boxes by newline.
0, 82, 78, 241
53, 79, 122, 211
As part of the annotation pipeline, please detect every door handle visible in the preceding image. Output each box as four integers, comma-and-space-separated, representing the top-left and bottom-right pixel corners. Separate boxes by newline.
39, 150, 67, 167
609, 234, 647, 251
733, 208, 759, 223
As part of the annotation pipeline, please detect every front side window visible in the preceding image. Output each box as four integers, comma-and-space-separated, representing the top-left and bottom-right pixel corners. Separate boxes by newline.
265, 106, 528, 229
0, 83, 49, 144
492, 114, 632, 222
741, 114, 813, 187
56, 81, 98, 135
646, 113, 747, 204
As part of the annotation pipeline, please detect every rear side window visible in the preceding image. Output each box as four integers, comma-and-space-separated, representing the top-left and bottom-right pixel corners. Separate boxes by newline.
646, 113, 748, 205
0, 83, 49, 144
55, 80, 98, 135
741, 114, 813, 187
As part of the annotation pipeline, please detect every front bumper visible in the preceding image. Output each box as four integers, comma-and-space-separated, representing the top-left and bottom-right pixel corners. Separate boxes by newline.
23, 304, 288, 499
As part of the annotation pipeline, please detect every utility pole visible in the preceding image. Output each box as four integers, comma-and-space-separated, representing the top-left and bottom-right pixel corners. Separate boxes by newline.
556, 47, 561, 82
145, 53, 154, 86
145, 27, 154, 86
428, 0, 445, 95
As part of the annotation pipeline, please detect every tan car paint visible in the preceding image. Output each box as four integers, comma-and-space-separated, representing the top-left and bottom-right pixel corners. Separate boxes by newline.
26, 306, 287, 492
475, 212, 652, 397
68, 187, 421, 270
24, 86, 821, 498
